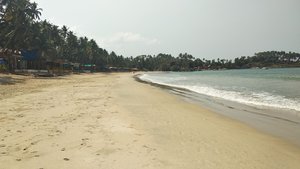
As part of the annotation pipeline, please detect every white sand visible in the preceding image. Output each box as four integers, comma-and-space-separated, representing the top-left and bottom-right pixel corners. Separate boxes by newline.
0, 73, 300, 169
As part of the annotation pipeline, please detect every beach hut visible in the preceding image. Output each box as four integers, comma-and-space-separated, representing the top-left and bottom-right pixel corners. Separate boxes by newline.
71, 62, 80, 73
0, 58, 7, 72
20, 50, 39, 70
0, 49, 22, 72
46, 59, 72, 76
80, 64, 96, 73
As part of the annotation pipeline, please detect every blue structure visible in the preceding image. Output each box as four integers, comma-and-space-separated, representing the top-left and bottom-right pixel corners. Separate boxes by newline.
21, 50, 38, 61
0, 58, 6, 65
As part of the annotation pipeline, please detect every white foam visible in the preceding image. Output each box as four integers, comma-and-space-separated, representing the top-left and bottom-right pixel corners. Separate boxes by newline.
139, 74, 300, 112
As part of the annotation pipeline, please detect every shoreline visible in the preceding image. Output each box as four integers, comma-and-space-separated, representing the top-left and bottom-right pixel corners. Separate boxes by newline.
1, 73, 300, 168
135, 73, 300, 147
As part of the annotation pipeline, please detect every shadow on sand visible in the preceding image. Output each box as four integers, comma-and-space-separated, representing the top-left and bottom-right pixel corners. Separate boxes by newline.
0, 76, 25, 85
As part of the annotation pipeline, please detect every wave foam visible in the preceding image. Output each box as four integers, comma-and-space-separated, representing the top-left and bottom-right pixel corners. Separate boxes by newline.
140, 74, 300, 112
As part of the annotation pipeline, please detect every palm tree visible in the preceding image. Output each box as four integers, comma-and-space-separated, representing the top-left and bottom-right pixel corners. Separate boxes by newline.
0, 0, 42, 71
37, 20, 63, 61
2, 0, 41, 49
65, 30, 79, 61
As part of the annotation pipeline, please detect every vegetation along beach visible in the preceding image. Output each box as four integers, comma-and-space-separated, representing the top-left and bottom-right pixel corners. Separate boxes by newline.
1, 0, 300, 169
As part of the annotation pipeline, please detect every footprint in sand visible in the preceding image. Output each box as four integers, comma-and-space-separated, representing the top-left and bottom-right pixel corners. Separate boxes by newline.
15, 114, 24, 118
80, 138, 90, 146
96, 148, 116, 155
143, 145, 157, 153
135, 133, 144, 136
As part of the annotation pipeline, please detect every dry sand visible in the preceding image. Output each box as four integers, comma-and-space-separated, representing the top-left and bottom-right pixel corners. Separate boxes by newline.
0, 73, 300, 169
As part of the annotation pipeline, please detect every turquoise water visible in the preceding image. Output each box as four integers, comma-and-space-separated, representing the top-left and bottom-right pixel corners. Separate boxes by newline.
140, 68, 300, 112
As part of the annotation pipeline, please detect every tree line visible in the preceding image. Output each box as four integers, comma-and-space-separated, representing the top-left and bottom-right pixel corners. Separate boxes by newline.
124, 51, 300, 71
1, 0, 300, 72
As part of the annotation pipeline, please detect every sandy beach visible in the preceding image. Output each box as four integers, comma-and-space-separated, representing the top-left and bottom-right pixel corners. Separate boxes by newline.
0, 73, 300, 169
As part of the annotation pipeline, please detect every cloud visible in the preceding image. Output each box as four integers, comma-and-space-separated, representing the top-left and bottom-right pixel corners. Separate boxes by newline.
101, 32, 160, 45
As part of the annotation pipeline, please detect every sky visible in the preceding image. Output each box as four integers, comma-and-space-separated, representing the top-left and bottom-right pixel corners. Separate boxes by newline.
32, 0, 300, 59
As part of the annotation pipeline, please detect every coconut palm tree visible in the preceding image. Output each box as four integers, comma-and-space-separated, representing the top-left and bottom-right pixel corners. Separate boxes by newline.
1, 0, 41, 49
0, 0, 41, 71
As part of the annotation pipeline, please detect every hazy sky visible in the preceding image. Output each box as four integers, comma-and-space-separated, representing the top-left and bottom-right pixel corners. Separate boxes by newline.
33, 0, 300, 59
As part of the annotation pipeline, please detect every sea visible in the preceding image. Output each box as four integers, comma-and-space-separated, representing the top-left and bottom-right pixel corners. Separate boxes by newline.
139, 68, 300, 146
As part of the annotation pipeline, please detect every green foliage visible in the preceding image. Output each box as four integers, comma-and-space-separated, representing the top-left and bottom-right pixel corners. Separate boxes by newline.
0, 0, 41, 49
232, 51, 300, 69
123, 51, 300, 71
1, 1, 299, 72
0, 0, 113, 70
0, 64, 7, 71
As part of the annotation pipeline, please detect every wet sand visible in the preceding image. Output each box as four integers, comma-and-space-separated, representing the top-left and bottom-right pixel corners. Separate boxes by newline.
1, 73, 300, 169
145, 82, 300, 147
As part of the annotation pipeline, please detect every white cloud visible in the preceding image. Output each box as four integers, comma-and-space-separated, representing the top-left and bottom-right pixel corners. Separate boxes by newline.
101, 32, 160, 46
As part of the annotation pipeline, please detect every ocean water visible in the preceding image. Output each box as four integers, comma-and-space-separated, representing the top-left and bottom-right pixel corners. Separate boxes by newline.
140, 68, 300, 112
